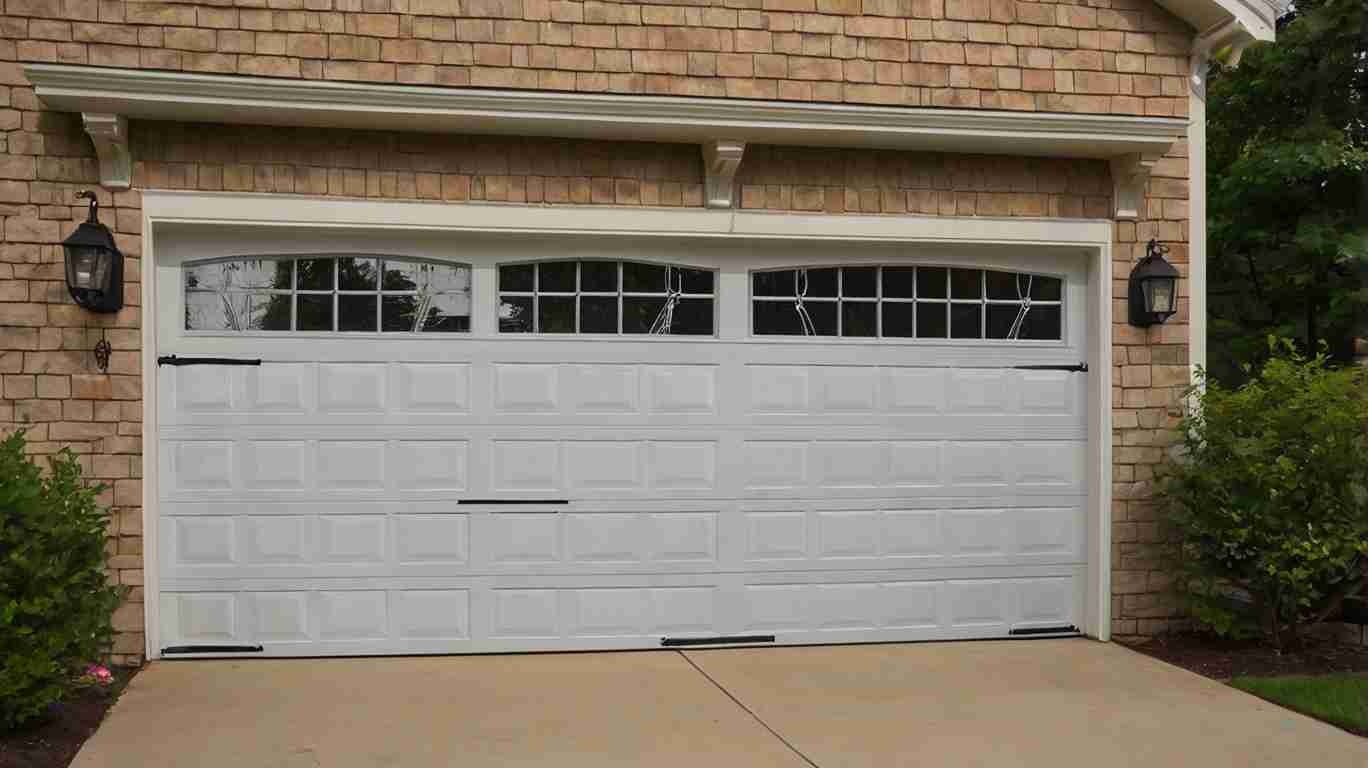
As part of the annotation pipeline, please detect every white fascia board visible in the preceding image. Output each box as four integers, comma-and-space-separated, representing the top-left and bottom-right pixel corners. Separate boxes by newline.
1156, 0, 1277, 44
142, 190, 1114, 247
27, 65, 1185, 160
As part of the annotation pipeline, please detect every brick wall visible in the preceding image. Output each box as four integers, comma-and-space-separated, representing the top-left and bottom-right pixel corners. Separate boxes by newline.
0, 0, 1195, 663
3, 0, 1190, 115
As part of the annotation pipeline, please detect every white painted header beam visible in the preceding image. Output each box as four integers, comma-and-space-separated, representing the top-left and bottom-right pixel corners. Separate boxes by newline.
29, 64, 1186, 217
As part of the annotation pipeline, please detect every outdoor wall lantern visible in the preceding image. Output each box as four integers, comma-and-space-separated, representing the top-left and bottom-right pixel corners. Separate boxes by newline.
62, 190, 123, 314
1128, 239, 1180, 327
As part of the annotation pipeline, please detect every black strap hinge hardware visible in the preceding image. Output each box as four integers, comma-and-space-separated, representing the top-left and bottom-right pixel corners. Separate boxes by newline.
158, 355, 262, 367
1014, 362, 1088, 373
457, 499, 570, 505
162, 644, 265, 654
1009, 625, 1080, 637
661, 634, 776, 647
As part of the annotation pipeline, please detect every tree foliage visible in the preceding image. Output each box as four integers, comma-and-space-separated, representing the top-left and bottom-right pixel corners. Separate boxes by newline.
1161, 341, 1368, 647
0, 431, 123, 731
1206, 0, 1368, 383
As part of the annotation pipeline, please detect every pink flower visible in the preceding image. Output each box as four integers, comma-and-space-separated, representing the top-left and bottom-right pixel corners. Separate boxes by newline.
85, 664, 113, 684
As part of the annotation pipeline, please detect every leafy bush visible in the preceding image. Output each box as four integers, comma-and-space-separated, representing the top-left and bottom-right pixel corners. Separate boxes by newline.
1161, 340, 1368, 647
1, 430, 123, 731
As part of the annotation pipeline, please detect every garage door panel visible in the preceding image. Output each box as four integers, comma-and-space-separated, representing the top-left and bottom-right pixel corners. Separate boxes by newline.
162, 359, 1082, 429
157, 567, 1084, 655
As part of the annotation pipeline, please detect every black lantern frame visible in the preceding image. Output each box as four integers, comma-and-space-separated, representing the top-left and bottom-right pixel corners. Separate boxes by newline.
1128, 239, 1180, 327
62, 190, 124, 314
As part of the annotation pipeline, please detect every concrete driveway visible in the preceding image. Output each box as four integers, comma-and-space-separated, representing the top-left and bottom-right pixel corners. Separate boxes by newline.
73, 639, 1368, 768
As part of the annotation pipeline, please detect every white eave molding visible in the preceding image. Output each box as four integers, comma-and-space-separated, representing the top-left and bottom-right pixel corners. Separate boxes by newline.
28, 64, 1188, 218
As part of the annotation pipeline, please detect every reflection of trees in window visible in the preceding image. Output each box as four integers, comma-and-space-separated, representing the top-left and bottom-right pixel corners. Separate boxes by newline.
184, 255, 471, 333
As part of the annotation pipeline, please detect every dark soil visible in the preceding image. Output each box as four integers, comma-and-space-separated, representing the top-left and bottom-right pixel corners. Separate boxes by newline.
1123, 632, 1368, 680
0, 668, 137, 768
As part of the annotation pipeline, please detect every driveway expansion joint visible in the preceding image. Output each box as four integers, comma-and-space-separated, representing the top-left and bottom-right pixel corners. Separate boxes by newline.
677, 651, 822, 768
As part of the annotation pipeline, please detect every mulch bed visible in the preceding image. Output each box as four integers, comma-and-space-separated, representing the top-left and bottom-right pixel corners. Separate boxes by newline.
0, 668, 137, 768
1123, 632, 1368, 680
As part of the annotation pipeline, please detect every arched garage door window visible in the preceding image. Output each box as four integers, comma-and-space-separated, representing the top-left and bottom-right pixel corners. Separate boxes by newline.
751, 265, 1063, 340
183, 255, 472, 333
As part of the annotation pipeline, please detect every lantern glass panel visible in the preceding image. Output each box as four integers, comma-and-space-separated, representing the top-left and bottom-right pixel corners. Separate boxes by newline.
67, 246, 110, 291
1145, 278, 1175, 315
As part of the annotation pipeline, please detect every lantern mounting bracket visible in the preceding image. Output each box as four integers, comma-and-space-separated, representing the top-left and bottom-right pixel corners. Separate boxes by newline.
1109, 152, 1160, 220
81, 112, 130, 190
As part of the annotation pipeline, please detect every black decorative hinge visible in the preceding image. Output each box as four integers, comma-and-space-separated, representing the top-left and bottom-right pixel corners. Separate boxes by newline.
661, 634, 776, 647
1014, 362, 1088, 373
157, 355, 262, 367
162, 644, 265, 654
1009, 625, 1081, 637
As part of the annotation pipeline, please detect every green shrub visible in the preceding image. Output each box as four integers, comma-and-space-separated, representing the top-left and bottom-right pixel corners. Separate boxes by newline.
0, 430, 123, 731
1161, 340, 1368, 647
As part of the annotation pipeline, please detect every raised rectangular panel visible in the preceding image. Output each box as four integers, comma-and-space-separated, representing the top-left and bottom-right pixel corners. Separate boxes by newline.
175, 366, 232, 413
946, 441, 1010, 487
566, 442, 642, 491
318, 364, 386, 413
250, 592, 310, 641
569, 588, 647, 637
395, 590, 470, 639
744, 441, 807, 489
566, 514, 643, 563
648, 442, 716, 490
1013, 441, 1084, 488
883, 511, 941, 557
946, 370, 1009, 413
947, 581, 1008, 627
395, 515, 469, 563
745, 511, 807, 560
811, 583, 880, 630
493, 364, 559, 413
814, 367, 879, 413
173, 517, 235, 564
571, 365, 639, 414
650, 513, 717, 562
1014, 507, 1081, 558
943, 510, 1007, 556
817, 511, 880, 558
889, 442, 942, 487
882, 582, 940, 628
491, 589, 559, 637
244, 516, 311, 564
1017, 578, 1075, 623
749, 366, 808, 413
395, 364, 470, 413
175, 593, 236, 641
317, 516, 386, 563
883, 368, 946, 413
171, 441, 234, 490
487, 514, 560, 563
392, 441, 468, 491
1018, 370, 1074, 414
491, 441, 560, 491
244, 364, 311, 413
242, 441, 309, 490
317, 441, 385, 490
645, 365, 716, 414
316, 590, 388, 640
743, 585, 808, 631
813, 441, 887, 488
648, 588, 716, 634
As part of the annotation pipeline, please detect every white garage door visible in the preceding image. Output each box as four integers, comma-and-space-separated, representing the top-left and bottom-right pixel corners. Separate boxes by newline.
154, 230, 1090, 657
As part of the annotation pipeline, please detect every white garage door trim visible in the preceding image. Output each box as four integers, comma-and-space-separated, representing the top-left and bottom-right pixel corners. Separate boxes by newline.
139, 191, 1114, 660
